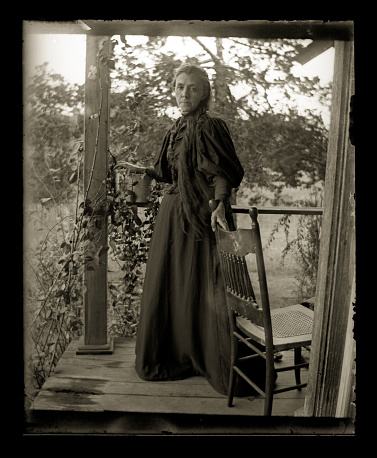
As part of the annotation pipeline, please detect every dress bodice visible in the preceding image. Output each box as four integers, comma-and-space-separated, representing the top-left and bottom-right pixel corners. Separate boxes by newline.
166, 118, 187, 191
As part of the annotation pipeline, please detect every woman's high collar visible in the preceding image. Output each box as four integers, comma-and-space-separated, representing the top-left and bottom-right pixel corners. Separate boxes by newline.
181, 106, 208, 121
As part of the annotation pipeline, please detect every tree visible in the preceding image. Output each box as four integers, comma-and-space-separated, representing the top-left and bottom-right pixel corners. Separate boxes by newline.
109, 37, 179, 165
109, 36, 331, 198
24, 63, 84, 204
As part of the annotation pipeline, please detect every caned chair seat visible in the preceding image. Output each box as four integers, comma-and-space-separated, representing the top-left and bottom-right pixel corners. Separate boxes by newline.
236, 303, 314, 351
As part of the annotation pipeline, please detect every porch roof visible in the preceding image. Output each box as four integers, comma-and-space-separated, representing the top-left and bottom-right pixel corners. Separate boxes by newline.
24, 19, 353, 40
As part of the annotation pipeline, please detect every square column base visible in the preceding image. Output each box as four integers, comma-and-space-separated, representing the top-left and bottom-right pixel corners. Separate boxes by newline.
76, 337, 114, 355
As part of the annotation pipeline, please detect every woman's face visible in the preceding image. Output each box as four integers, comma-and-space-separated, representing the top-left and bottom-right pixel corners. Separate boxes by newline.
174, 72, 207, 116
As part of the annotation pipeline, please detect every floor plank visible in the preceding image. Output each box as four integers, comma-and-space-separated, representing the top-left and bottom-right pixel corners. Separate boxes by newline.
60, 354, 136, 366
33, 389, 305, 416
42, 370, 306, 399
42, 377, 224, 397
32, 337, 307, 417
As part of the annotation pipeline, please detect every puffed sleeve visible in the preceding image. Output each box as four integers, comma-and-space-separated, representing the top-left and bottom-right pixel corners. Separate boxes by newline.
145, 129, 173, 183
196, 117, 244, 195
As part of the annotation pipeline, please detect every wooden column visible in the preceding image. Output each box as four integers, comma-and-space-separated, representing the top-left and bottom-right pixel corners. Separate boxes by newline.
77, 35, 113, 354
335, 272, 356, 418
303, 40, 355, 416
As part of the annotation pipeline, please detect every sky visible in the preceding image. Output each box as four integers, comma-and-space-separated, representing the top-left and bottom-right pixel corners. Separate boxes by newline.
24, 33, 335, 86
24, 34, 87, 84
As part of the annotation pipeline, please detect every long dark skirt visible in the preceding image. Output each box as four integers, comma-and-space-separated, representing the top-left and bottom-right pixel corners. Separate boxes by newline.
135, 192, 269, 396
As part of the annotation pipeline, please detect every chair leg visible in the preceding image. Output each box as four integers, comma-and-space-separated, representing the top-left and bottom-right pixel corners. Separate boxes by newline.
264, 351, 275, 416
227, 334, 238, 407
228, 367, 237, 407
294, 347, 302, 388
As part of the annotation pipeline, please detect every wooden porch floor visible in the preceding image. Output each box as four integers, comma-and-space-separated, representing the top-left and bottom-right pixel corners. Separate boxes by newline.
28, 337, 312, 432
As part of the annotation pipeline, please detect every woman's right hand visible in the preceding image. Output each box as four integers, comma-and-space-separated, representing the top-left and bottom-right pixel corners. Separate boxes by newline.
114, 161, 146, 174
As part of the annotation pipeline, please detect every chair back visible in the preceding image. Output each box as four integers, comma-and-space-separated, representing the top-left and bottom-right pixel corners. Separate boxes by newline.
211, 202, 273, 341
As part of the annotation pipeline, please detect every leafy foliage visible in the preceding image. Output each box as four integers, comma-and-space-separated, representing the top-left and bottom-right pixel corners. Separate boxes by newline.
265, 186, 323, 300
24, 63, 85, 204
108, 36, 331, 191
106, 166, 163, 337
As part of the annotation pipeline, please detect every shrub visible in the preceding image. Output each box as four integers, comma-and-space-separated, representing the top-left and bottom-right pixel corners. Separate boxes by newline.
266, 186, 323, 301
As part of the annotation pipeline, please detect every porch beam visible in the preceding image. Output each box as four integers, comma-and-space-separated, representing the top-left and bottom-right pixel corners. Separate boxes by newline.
303, 40, 355, 417
293, 40, 334, 65
25, 20, 354, 41
84, 20, 353, 40
77, 35, 113, 354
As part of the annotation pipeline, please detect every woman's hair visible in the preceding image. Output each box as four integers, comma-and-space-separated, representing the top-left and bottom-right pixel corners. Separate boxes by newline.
172, 63, 212, 113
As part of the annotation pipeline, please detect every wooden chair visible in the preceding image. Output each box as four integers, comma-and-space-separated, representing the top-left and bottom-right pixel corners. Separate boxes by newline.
210, 202, 314, 416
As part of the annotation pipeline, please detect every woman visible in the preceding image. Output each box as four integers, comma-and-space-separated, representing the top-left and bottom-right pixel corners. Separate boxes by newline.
117, 63, 261, 396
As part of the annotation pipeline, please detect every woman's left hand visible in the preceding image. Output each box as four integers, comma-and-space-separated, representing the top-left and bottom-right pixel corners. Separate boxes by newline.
211, 201, 229, 232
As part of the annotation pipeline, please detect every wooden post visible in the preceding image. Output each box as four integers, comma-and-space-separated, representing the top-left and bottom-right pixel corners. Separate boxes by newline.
335, 272, 356, 418
303, 40, 355, 416
77, 35, 113, 354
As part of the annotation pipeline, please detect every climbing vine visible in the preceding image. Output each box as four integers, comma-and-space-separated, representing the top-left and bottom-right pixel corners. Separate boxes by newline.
25, 38, 163, 395
106, 162, 163, 337
25, 143, 162, 393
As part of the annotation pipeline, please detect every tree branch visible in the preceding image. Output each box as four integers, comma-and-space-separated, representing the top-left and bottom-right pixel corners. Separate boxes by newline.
191, 37, 223, 66
191, 37, 244, 78
227, 37, 255, 48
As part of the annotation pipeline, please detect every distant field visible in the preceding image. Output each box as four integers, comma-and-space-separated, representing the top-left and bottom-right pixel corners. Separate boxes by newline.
236, 185, 318, 308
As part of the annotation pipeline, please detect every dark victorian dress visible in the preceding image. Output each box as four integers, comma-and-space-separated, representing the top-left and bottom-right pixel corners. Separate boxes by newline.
135, 113, 265, 396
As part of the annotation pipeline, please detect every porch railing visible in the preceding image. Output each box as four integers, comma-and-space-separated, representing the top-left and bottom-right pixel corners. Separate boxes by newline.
130, 201, 324, 216
232, 206, 323, 215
